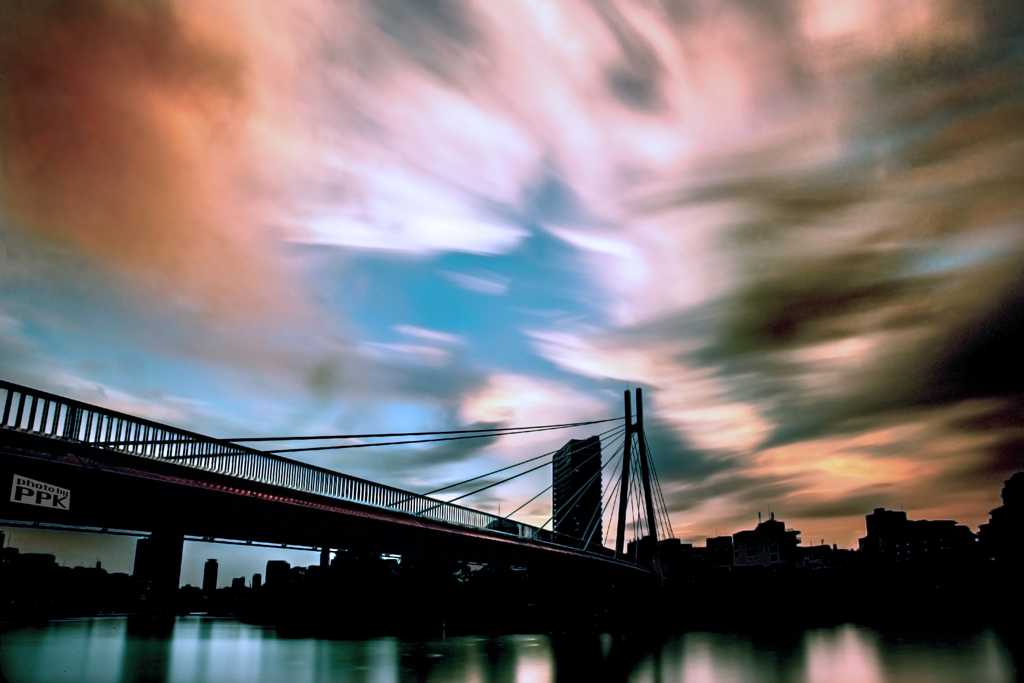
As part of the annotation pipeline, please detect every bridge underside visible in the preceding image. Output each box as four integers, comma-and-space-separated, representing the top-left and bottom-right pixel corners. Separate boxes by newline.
0, 430, 645, 576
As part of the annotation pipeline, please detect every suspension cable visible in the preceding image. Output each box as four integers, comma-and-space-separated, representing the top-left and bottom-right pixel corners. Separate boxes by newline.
602, 469, 623, 548
580, 446, 627, 549
560, 434, 628, 545
421, 424, 624, 497
630, 446, 644, 545
385, 426, 623, 515
223, 416, 624, 443
413, 428, 626, 523
500, 429, 627, 521
265, 422, 620, 454
644, 431, 675, 539
529, 439, 626, 540
443, 427, 625, 509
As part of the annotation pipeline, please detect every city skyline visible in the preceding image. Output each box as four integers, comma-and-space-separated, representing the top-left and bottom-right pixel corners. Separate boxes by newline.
2, 0, 1024, 566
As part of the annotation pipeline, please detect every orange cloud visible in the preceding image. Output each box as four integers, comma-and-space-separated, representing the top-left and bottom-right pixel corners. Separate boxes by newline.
0, 0, 293, 317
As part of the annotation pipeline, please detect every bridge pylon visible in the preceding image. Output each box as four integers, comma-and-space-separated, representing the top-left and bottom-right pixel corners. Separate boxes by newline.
614, 387, 662, 575
614, 390, 633, 557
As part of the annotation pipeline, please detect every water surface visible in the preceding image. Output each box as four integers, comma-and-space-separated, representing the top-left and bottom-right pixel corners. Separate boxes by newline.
0, 617, 1018, 682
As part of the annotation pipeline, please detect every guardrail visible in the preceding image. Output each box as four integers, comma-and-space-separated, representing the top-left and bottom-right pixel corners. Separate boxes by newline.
0, 380, 613, 558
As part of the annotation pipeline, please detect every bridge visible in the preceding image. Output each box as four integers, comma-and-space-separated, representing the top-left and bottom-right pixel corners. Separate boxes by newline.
0, 379, 673, 593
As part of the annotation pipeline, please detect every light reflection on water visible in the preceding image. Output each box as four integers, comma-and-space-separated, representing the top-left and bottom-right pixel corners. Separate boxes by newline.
0, 618, 1017, 683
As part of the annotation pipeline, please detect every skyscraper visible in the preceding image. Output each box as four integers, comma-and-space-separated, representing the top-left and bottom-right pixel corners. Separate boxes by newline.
552, 435, 603, 548
202, 558, 218, 594
265, 560, 291, 587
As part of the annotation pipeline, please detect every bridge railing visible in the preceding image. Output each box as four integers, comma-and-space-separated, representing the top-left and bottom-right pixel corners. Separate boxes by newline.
0, 380, 606, 555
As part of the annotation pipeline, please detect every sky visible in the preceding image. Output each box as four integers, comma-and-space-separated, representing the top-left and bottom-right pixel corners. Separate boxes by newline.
2, 0, 1024, 583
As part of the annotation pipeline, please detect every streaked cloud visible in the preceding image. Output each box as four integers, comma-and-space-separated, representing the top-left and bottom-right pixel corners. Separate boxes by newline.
440, 269, 511, 295
394, 324, 464, 345
2, 0, 1023, 561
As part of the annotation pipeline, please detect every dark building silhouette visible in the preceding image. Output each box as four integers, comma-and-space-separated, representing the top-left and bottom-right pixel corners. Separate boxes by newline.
231, 576, 246, 590
978, 472, 1024, 564
265, 560, 291, 587
132, 532, 185, 594
858, 508, 976, 564
733, 513, 800, 567
795, 543, 837, 569
657, 538, 685, 565
859, 508, 908, 554
552, 436, 603, 547
627, 535, 656, 565
705, 536, 734, 569
18, 552, 58, 573
203, 559, 219, 594
252, 573, 262, 589
628, 537, 690, 574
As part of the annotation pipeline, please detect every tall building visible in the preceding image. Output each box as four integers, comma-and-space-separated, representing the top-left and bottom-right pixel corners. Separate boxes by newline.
552, 435, 603, 548
202, 559, 219, 594
132, 532, 184, 594
265, 560, 291, 587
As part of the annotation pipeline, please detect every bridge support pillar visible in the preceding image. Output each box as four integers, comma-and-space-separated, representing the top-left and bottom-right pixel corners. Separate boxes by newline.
133, 531, 184, 612
320, 545, 331, 569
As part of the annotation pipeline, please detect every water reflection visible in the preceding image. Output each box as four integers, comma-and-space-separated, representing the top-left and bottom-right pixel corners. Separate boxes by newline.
0, 619, 1016, 683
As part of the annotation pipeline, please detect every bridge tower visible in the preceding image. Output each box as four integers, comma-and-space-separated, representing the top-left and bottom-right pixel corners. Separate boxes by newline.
614, 388, 661, 572
614, 390, 633, 557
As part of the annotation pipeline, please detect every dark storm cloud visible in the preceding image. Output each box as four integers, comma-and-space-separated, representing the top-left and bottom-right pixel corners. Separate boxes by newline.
365, 0, 478, 82
923, 276, 1024, 405
561, 1, 1024, 542
591, 0, 665, 111
786, 486, 899, 520
641, 413, 735, 483
927, 434, 1024, 496
661, 473, 801, 516
675, 15, 1024, 438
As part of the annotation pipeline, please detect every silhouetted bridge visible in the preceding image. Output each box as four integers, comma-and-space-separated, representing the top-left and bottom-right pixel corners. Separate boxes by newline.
1, 380, 665, 588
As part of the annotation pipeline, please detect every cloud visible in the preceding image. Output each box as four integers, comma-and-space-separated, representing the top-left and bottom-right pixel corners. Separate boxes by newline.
530, 328, 772, 455
0, 0, 304, 318
361, 342, 452, 367
6, 0, 1024, 557
394, 324, 464, 345
440, 269, 510, 295
502, 0, 1024, 547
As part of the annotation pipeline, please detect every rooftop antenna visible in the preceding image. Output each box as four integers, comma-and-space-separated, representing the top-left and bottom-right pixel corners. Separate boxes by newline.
758, 511, 762, 524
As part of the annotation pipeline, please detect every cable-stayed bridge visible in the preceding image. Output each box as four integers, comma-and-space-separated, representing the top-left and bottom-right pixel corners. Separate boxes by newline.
0, 379, 672, 590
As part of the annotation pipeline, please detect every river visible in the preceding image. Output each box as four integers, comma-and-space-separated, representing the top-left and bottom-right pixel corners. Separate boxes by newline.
0, 617, 1019, 682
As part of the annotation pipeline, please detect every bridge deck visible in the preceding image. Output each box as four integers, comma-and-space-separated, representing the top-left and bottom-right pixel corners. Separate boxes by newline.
0, 380, 638, 569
